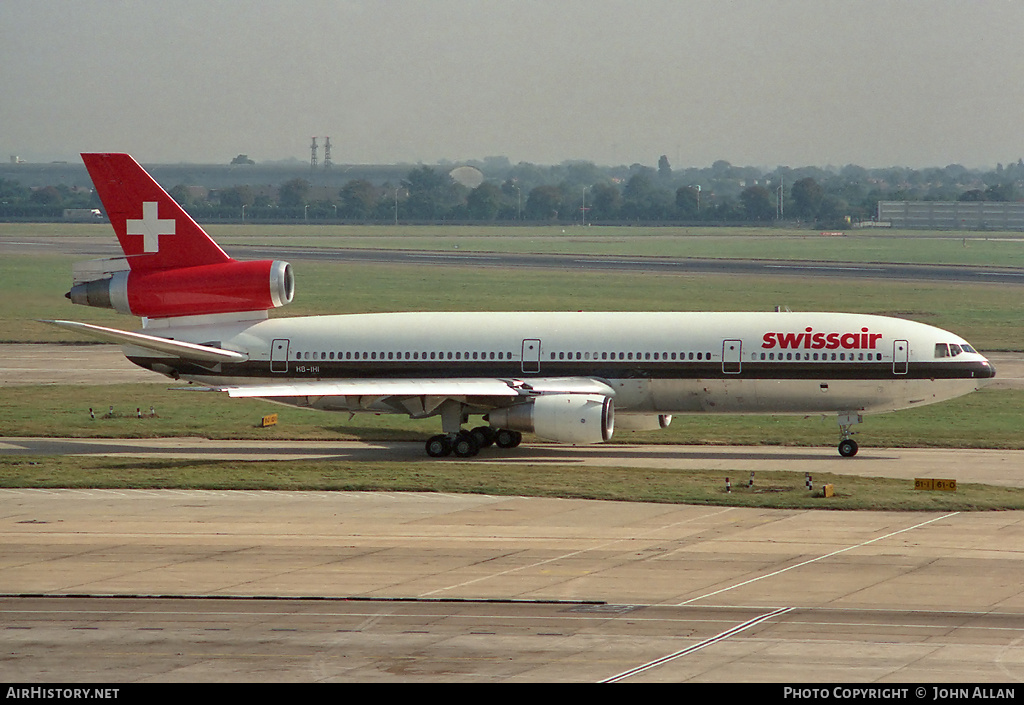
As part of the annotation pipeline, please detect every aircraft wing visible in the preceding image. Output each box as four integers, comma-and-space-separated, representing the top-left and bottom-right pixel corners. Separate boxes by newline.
218, 376, 615, 400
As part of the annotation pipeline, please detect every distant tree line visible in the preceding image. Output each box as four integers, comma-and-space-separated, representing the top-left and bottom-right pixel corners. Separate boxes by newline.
3, 157, 1023, 226
0, 179, 99, 218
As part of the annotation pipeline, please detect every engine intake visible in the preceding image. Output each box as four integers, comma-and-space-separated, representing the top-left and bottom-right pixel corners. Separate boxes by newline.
68, 260, 293, 319
487, 394, 614, 445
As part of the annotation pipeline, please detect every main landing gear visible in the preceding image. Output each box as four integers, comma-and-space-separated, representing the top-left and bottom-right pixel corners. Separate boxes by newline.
837, 412, 862, 457
425, 426, 522, 458
425, 400, 522, 458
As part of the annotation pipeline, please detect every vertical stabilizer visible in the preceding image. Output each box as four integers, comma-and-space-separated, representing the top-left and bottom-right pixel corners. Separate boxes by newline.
81, 153, 232, 270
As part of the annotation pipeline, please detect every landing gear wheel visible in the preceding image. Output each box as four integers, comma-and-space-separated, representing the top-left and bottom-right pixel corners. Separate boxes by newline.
426, 434, 452, 457
452, 432, 481, 458
470, 426, 496, 449
494, 429, 522, 449
838, 439, 859, 457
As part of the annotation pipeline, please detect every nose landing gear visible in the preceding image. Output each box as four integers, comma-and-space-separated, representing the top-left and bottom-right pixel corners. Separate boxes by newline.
837, 412, 862, 457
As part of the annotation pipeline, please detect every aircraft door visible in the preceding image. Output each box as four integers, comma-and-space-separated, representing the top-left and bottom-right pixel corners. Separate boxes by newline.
893, 339, 909, 375
271, 338, 290, 373
722, 339, 742, 374
522, 339, 541, 374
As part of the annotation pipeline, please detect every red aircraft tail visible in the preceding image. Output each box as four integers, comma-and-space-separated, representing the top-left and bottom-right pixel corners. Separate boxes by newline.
82, 153, 232, 271
70, 153, 293, 319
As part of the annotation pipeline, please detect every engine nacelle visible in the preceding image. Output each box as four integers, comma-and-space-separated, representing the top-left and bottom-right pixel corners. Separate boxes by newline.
68, 260, 293, 319
615, 414, 672, 431
487, 394, 614, 445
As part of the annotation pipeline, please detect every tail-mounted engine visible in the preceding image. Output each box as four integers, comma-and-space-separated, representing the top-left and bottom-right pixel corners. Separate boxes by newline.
486, 394, 614, 445
68, 259, 293, 319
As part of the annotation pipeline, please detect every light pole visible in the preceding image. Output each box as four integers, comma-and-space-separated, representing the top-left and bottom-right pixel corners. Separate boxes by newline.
776, 176, 784, 220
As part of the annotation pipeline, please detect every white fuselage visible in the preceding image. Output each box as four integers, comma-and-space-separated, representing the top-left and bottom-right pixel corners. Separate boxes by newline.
127, 310, 995, 418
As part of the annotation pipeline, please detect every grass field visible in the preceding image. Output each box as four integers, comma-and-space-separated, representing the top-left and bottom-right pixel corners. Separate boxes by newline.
4, 455, 1024, 511
4, 253, 1024, 348
5, 221, 1024, 266
203, 223, 1024, 269
1, 384, 1021, 450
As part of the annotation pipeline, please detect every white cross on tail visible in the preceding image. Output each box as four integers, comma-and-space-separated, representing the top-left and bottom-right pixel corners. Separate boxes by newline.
126, 201, 176, 253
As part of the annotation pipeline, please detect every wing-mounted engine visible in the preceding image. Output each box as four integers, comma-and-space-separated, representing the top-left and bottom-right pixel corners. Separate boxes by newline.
67, 259, 293, 319
486, 394, 614, 445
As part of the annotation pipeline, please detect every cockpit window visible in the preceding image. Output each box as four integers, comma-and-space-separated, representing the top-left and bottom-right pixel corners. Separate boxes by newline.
936, 342, 972, 358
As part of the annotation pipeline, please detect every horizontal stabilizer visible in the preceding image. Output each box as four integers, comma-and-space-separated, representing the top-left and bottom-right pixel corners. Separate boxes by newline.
40, 319, 249, 363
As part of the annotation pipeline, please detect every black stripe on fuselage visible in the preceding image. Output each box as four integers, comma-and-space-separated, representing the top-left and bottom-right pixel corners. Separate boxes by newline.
127, 357, 995, 381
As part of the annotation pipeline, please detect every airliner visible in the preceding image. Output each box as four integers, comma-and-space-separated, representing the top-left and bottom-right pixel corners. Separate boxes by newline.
48, 153, 995, 458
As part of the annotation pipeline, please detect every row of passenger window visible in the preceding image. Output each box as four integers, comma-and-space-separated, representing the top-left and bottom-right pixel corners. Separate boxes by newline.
295, 350, 515, 361
294, 350, 720, 362
294, 349, 886, 363
550, 351, 713, 361
754, 352, 885, 361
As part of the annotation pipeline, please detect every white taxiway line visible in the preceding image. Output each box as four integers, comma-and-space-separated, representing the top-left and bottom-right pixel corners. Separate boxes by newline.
414, 506, 739, 599
677, 512, 960, 606
599, 606, 795, 683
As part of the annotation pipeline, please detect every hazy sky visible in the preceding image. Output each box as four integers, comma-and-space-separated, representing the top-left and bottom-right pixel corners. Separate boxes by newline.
3, 0, 1023, 169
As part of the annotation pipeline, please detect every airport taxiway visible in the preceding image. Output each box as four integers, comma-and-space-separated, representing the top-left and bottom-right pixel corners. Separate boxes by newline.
2, 489, 1024, 682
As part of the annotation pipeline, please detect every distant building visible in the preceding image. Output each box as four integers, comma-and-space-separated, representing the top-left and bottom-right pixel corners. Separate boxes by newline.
878, 201, 1024, 230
